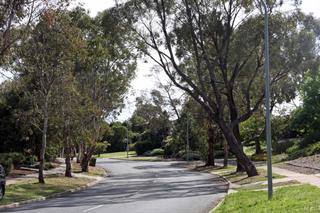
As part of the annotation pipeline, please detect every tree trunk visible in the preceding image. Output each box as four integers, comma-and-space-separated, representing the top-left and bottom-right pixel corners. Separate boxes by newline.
206, 120, 215, 166
77, 143, 82, 163
65, 138, 72, 177
65, 154, 72, 177
81, 152, 90, 173
219, 121, 258, 177
228, 94, 246, 172
39, 100, 49, 184
255, 137, 262, 154
223, 140, 228, 167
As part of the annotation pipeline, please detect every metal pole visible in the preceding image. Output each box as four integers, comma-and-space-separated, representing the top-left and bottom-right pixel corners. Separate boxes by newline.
261, 0, 273, 200
187, 115, 189, 162
126, 124, 129, 158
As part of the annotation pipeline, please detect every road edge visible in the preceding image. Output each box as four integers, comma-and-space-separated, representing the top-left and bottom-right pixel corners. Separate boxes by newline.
208, 174, 231, 213
0, 170, 108, 211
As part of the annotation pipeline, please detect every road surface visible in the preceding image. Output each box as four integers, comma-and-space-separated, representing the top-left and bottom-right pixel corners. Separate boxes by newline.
2, 159, 228, 213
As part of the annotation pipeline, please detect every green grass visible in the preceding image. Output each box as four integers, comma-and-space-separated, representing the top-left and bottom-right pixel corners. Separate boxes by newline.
0, 175, 92, 206
72, 163, 107, 177
214, 184, 320, 213
210, 167, 285, 185
238, 180, 300, 191
97, 151, 136, 159
97, 151, 162, 161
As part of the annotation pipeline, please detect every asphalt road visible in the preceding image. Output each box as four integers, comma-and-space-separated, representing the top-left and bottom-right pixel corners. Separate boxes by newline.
2, 159, 228, 213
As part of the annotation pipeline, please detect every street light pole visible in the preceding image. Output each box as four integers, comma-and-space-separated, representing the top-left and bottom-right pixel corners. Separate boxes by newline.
186, 115, 190, 162
261, 0, 273, 200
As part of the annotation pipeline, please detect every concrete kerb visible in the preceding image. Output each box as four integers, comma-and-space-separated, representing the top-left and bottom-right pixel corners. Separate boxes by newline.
208, 173, 234, 213
0, 170, 109, 211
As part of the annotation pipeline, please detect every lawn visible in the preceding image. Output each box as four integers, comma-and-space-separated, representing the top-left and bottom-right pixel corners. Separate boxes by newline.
209, 166, 285, 185
97, 151, 162, 161
72, 163, 107, 177
0, 175, 92, 206
214, 184, 320, 213
97, 151, 136, 159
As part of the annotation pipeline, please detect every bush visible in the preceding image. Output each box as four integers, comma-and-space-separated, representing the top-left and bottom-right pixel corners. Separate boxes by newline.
181, 151, 202, 161
24, 155, 37, 165
95, 142, 109, 156
45, 145, 59, 162
299, 132, 320, 148
0, 158, 12, 176
273, 139, 296, 154
146, 148, 164, 156
251, 152, 267, 161
0, 152, 25, 169
135, 141, 157, 155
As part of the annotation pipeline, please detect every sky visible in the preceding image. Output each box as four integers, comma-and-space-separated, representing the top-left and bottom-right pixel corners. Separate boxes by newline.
72, 0, 320, 121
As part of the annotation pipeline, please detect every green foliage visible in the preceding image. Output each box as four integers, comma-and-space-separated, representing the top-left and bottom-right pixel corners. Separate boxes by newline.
286, 142, 320, 160
0, 158, 12, 176
181, 151, 202, 161
135, 141, 157, 156
146, 148, 164, 156
0, 152, 25, 169
273, 139, 297, 154
103, 123, 128, 152
290, 70, 320, 147
251, 152, 267, 161
94, 142, 109, 156
24, 155, 37, 166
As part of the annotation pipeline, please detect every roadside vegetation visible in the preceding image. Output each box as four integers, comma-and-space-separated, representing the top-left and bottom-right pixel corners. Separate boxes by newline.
0, 175, 92, 205
1, 1, 320, 212
214, 184, 320, 213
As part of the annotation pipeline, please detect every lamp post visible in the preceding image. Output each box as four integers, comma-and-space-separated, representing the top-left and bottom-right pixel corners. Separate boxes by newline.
261, 0, 273, 200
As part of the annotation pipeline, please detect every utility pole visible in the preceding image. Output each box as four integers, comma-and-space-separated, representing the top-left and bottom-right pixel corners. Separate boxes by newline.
261, 0, 273, 200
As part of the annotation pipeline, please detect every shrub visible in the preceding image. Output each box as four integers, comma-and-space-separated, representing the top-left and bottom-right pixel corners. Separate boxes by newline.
135, 141, 157, 155
181, 151, 201, 161
95, 142, 109, 156
273, 139, 296, 154
0, 152, 25, 169
45, 145, 59, 162
148, 148, 164, 156
251, 152, 267, 161
24, 155, 37, 165
0, 158, 12, 176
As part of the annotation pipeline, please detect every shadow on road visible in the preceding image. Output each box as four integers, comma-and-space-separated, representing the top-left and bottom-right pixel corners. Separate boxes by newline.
3, 161, 228, 212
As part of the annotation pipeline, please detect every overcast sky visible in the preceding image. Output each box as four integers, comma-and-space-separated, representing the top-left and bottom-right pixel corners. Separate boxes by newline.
74, 0, 320, 121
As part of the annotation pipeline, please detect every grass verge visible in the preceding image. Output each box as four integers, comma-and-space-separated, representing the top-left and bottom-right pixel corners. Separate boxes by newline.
72, 163, 107, 177
0, 175, 92, 206
238, 180, 300, 191
213, 184, 320, 213
97, 151, 162, 161
210, 167, 285, 185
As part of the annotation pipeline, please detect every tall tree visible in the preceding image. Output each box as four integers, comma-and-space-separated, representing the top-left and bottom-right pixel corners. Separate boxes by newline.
124, 0, 319, 176
16, 9, 80, 183
70, 7, 137, 172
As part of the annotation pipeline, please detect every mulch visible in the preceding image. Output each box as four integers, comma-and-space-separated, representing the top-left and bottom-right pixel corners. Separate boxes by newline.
277, 154, 320, 175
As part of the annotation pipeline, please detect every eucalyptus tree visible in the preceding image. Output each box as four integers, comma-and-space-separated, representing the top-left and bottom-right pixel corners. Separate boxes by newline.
70, 7, 137, 172
0, 0, 67, 65
123, 0, 319, 176
16, 9, 82, 183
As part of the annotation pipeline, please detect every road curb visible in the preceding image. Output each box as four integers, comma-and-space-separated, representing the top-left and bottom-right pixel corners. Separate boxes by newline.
0, 171, 108, 211
208, 173, 232, 213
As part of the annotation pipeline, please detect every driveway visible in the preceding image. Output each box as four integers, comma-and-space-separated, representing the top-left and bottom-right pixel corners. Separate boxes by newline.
2, 159, 228, 213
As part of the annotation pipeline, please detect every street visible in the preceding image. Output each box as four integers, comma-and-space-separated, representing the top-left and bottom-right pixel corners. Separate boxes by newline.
2, 159, 228, 213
